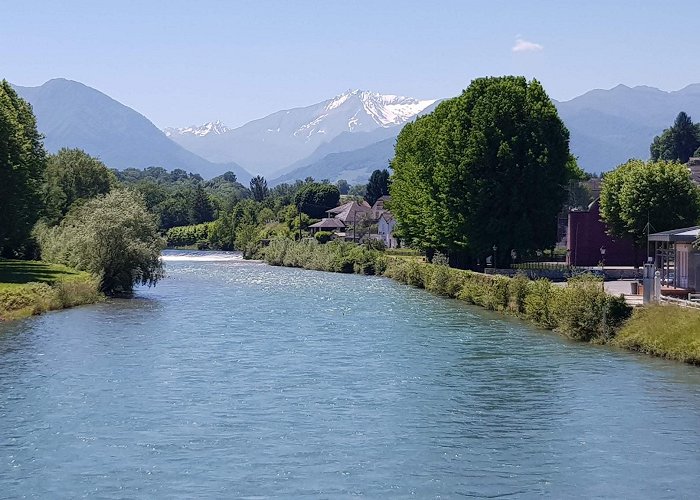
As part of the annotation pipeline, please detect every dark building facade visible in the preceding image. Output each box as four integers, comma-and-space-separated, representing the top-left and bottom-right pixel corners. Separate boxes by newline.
567, 199, 640, 267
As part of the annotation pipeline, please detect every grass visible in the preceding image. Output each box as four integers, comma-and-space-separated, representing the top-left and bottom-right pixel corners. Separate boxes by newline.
0, 259, 102, 321
612, 305, 700, 365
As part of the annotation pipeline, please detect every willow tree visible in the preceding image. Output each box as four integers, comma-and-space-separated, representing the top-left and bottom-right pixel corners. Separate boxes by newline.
0, 80, 47, 256
390, 76, 579, 267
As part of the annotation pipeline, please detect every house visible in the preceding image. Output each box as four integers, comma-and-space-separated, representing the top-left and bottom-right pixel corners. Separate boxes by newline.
308, 217, 346, 234
648, 226, 700, 290
310, 196, 399, 246
688, 157, 700, 184
378, 212, 398, 248
567, 198, 639, 267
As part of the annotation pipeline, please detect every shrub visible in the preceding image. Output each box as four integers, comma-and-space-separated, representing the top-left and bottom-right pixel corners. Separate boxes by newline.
524, 279, 558, 328
550, 275, 608, 340
314, 231, 334, 244
36, 189, 165, 294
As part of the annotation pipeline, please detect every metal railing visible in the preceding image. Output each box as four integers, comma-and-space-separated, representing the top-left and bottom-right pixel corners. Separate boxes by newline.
659, 295, 700, 309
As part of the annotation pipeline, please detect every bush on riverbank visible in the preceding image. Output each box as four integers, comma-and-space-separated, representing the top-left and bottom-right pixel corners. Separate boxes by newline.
264, 240, 632, 342
0, 259, 102, 320
383, 257, 631, 341
612, 305, 700, 364
263, 238, 386, 275
166, 223, 211, 248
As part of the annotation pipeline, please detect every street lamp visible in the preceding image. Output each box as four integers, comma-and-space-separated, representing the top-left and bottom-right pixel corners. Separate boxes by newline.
600, 246, 606, 291
493, 245, 497, 268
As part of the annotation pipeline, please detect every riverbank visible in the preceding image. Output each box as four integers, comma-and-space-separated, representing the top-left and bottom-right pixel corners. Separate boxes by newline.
261, 239, 700, 365
0, 259, 102, 321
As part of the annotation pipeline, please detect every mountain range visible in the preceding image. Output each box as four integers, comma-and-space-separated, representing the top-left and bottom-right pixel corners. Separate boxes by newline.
164, 89, 436, 177
13, 79, 252, 183
12, 78, 700, 186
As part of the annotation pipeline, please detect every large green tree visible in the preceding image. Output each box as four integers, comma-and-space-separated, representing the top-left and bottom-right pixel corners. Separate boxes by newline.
365, 169, 390, 205
390, 76, 579, 267
599, 159, 700, 247
36, 189, 165, 294
650, 112, 700, 164
43, 148, 115, 224
249, 175, 269, 202
294, 182, 340, 218
0, 80, 47, 256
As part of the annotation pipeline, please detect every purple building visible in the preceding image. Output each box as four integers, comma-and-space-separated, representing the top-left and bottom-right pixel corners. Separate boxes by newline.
567, 199, 640, 267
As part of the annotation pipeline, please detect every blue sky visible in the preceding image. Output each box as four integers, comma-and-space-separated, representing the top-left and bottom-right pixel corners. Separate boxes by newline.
3, 0, 699, 128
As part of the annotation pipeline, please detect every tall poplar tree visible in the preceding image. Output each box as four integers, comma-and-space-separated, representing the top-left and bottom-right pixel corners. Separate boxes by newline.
0, 80, 47, 256
390, 76, 579, 267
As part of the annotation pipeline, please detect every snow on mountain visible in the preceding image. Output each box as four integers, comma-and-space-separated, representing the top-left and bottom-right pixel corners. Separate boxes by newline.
166, 89, 435, 175
164, 120, 230, 137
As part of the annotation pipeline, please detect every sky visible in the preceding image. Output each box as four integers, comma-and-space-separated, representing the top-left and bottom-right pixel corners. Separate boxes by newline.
3, 0, 700, 129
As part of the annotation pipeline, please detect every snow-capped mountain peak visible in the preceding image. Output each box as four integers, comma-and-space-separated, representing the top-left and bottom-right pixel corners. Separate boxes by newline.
164, 120, 230, 137
323, 89, 435, 128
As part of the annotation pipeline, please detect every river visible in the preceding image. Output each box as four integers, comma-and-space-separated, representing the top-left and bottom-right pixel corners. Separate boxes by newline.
1, 251, 699, 498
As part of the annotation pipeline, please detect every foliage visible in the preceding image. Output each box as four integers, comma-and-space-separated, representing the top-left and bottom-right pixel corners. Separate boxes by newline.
263, 238, 384, 275
36, 189, 165, 294
0, 80, 47, 257
390, 76, 579, 267
348, 183, 367, 198
43, 148, 115, 224
314, 230, 334, 244
166, 223, 211, 247
650, 112, 700, 164
613, 305, 700, 365
249, 175, 269, 202
599, 159, 700, 246
190, 184, 215, 224
336, 179, 350, 195
294, 182, 341, 218
365, 168, 390, 205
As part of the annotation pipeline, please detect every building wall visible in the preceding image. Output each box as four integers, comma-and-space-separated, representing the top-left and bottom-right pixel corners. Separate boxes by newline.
567, 199, 640, 267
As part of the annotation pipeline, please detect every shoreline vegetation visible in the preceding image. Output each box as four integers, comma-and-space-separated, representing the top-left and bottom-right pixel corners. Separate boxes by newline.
0, 259, 102, 321
262, 239, 700, 365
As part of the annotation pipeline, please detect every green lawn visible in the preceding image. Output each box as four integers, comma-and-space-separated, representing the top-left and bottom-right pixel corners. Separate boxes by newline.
0, 259, 99, 320
0, 259, 89, 287
613, 305, 700, 365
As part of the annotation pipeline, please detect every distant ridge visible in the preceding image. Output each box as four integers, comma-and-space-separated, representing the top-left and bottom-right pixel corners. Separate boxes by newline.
13, 79, 252, 182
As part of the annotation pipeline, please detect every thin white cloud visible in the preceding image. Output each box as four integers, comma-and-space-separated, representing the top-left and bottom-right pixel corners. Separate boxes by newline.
512, 38, 543, 53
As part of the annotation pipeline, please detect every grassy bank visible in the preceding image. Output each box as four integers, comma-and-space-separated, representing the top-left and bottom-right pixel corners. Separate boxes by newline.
0, 259, 102, 321
261, 239, 631, 342
613, 305, 700, 364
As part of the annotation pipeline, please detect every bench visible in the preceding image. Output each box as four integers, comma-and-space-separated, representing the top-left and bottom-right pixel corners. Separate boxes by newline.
688, 293, 700, 302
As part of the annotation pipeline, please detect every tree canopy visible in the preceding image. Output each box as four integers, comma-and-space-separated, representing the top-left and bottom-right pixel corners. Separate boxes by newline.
365, 169, 390, 205
249, 175, 269, 202
390, 76, 579, 267
36, 189, 165, 294
294, 182, 340, 218
599, 159, 700, 246
650, 112, 700, 164
0, 80, 47, 256
43, 148, 115, 224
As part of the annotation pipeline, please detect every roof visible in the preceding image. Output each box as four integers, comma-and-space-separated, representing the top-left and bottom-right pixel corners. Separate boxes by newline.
308, 218, 345, 229
648, 226, 700, 243
334, 201, 372, 223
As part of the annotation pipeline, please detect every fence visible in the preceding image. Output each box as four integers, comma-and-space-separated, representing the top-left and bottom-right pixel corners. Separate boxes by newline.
660, 295, 700, 310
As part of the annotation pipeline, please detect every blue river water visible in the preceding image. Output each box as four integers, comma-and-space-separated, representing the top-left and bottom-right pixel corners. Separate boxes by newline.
1, 250, 699, 498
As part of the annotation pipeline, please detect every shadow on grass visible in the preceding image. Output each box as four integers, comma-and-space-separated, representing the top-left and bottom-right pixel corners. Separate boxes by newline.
0, 260, 78, 284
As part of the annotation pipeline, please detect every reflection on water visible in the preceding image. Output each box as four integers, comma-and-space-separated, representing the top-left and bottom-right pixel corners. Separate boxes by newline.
1, 250, 699, 497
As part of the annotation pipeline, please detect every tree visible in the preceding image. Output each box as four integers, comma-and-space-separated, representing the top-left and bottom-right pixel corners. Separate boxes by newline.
0, 80, 47, 256
365, 169, 390, 205
250, 175, 269, 202
43, 148, 115, 224
390, 76, 579, 267
650, 112, 700, 164
348, 183, 367, 198
294, 182, 341, 218
599, 159, 700, 247
190, 184, 215, 224
336, 179, 350, 195
36, 189, 165, 294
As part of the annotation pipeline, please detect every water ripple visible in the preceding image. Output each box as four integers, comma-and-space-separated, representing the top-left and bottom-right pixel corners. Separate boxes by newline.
1, 253, 700, 497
